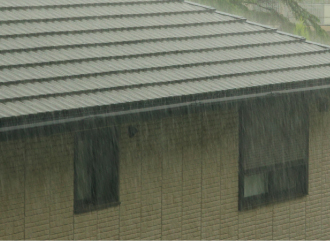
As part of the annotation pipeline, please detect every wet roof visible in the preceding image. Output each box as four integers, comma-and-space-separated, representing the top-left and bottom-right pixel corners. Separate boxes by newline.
1, 0, 330, 123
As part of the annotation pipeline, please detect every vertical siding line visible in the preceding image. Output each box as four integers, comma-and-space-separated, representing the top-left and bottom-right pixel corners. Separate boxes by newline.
23, 140, 26, 240
118, 199, 120, 239
219, 115, 221, 239
73, 136, 75, 240
305, 190, 307, 239
97, 203, 99, 239
305, 101, 310, 240
181, 145, 183, 240
305, 105, 308, 239
306, 110, 310, 240
272, 203, 274, 239
48, 137, 51, 239
139, 136, 143, 240
118, 125, 121, 240
289, 199, 291, 240
199, 112, 204, 240
160, 119, 164, 240
321, 108, 325, 239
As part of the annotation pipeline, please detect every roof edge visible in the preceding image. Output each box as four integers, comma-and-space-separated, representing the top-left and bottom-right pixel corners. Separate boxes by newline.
1, 82, 330, 134
184, 0, 246, 21
276, 30, 306, 41
245, 20, 277, 31
182, 1, 314, 45
305, 40, 330, 50
214, 10, 246, 21
183, 1, 216, 12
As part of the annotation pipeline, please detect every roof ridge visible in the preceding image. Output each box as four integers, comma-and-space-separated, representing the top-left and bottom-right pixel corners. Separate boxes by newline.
0, 39, 305, 70
1, 48, 328, 87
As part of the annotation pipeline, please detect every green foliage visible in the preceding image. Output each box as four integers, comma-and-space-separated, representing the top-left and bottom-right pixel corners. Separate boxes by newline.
294, 18, 310, 39
190, 0, 330, 43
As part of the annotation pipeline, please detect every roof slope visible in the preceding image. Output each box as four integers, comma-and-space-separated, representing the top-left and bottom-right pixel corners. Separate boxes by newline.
1, 0, 330, 125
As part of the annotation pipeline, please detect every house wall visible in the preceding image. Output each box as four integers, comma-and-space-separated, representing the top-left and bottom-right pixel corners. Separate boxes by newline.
1, 104, 330, 240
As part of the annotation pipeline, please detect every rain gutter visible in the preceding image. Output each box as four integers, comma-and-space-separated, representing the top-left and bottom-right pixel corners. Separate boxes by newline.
0, 83, 329, 134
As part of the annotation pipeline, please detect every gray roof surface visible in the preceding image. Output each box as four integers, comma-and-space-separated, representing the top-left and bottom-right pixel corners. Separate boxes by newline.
1, 0, 330, 122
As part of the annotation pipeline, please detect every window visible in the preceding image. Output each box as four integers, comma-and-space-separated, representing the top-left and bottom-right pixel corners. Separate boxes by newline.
239, 97, 308, 210
74, 127, 119, 214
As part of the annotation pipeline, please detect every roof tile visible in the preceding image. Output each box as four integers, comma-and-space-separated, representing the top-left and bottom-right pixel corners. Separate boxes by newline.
0, 0, 330, 121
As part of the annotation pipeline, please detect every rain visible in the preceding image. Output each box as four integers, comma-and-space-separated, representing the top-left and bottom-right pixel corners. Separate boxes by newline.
1, 0, 330, 240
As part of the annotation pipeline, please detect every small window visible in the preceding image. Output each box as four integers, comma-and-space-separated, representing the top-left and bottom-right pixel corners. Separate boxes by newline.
244, 173, 268, 197
74, 127, 119, 214
239, 97, 308, 210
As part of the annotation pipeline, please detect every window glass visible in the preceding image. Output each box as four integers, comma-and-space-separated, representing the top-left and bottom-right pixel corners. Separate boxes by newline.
244, 173, 268, 197
271, 167, 298, 193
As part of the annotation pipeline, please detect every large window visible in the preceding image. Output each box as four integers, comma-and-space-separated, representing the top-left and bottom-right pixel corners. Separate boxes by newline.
239, 97, 308, 210
74, 127, 119, 214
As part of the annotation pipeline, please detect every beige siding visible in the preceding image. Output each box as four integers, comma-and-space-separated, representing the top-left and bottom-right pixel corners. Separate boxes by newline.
306, 104, 330, 239
0, 140, 25, 240
0, 105, 330, 240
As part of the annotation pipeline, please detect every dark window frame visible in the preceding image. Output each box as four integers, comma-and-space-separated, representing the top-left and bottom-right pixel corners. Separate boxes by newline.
238, 97, 309, 211
74, 127, 120, 214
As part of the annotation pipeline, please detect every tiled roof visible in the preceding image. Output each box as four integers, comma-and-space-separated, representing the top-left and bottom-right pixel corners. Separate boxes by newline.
1, 0, 330, 123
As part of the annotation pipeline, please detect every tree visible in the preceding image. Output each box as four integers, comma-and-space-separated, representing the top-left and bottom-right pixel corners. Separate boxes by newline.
191, 0, 329, 42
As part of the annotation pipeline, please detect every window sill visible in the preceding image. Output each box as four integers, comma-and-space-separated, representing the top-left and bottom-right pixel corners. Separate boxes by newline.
74, 201, 121, 215
240, 192, 307, 211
